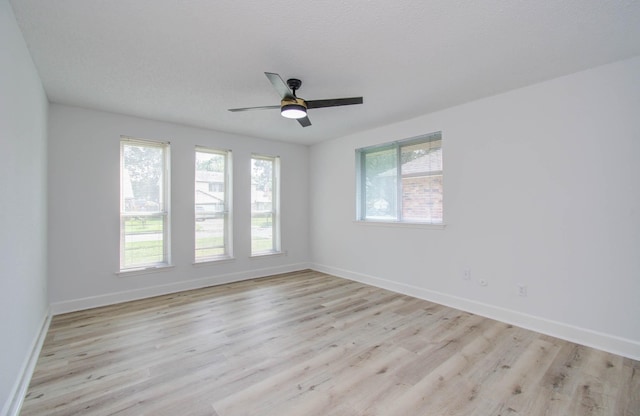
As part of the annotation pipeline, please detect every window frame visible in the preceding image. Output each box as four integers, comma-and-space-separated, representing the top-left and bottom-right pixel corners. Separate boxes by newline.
250, 154, 281, 256
194, 146, 233, 263
355, 132, 443, 225
119, 137, 171, 272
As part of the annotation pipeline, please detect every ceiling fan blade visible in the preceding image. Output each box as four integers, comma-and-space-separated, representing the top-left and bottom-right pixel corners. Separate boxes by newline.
228, 105, 280, 112
306, 97, 363, 109
265, 72, 294, 100
297, 116, 312, 127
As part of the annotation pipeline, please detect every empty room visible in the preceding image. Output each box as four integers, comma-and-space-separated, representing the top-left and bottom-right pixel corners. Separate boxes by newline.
2, 0, 639, 415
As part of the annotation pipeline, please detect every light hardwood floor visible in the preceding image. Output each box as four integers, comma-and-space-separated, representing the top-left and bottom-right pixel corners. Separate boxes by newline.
21, 270, 639, 415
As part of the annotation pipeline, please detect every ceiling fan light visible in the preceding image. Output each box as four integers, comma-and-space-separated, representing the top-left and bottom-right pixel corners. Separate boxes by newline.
281, 104, 307, 119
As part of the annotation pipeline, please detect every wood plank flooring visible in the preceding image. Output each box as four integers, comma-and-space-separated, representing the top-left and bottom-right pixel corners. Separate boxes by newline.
21, 270, 639, 415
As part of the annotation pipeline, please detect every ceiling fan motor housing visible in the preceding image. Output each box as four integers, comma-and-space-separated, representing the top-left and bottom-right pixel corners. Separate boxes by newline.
281, 97, 306, 108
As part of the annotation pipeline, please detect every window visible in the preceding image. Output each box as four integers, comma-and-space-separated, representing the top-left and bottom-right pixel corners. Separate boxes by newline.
251, 155, 280, 255
195, 147, 232, 262
356, 132, 443, 224
120, 137, 170, 271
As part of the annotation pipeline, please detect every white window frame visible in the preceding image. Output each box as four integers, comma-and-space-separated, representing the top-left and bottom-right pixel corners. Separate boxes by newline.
119, 137, 171, 272
194, 146, 233, 263
250, 154, 281, 256
356, 132, 443, 226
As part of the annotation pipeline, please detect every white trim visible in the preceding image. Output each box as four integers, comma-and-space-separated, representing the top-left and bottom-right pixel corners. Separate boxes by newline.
311, 263, 640, 361
249, 251, 286, 259
3, 309, 52, 416
120, 136, 170, 146
51, 263, 311, 315
353, 220, 446, 230
192, 256, 235, 266
116, 264, 175, 277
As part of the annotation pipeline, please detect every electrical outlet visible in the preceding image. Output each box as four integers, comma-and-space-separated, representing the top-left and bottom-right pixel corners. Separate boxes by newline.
478, 279, 488, 287
517, 285, 527, 297
463, 269, 471, 280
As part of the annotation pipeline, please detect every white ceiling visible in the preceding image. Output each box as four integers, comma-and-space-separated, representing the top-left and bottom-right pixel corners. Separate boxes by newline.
9, 0, 640, 145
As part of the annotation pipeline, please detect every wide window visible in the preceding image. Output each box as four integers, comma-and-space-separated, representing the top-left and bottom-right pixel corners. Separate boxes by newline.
195, 147, 232, 262
251, 155, 280, 255
356, 132, 443, 224
120, 137, 170, 271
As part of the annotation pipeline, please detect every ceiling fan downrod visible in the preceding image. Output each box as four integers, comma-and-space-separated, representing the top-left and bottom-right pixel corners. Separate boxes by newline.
286, 78, 302, 97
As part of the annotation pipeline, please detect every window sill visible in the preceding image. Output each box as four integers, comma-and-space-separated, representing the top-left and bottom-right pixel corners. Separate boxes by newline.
250, 250, 286, 259
116, 264, 175, 277
353, 220, 446, 230
193, 256, 235, 266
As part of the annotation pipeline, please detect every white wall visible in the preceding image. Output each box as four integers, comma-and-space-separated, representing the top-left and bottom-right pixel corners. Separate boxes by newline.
0, 0, 49, 413
48, 104, 310, 312
310, 56, 640, 359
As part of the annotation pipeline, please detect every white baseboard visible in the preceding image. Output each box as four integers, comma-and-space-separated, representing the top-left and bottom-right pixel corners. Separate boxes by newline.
2, 309, 52, 416
311, 263, 640, 361
50, 263, 311, 315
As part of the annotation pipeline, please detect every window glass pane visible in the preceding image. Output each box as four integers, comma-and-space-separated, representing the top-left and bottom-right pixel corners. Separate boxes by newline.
122, 144, 164, 212
400, 140, 442, 174
122, 214, 166, 267
120, 139, 169, 270
252, 158, 273, 209
364, 148, 397, 220
251, 156, 277, 254
195, 217, 226, 258
402, 174, 443, 222
251, 213, 274, 253
195, 149, 229, 262
401, 140, 443, 223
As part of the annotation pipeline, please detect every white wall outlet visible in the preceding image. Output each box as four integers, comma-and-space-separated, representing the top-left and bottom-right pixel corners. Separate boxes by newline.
517, 285, 527, 297
478, 279, 488, 287
463, 269, 471, 280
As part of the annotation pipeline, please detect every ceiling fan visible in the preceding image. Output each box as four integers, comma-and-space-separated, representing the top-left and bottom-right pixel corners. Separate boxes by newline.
228, 72, 363, 127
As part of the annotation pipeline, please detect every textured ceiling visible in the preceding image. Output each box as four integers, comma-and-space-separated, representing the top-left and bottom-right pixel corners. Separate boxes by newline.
9, 0, 640, 145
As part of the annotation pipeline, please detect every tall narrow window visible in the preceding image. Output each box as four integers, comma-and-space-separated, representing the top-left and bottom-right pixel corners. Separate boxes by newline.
195, 147, 232, 262
120, 137, 170, 271
251, 155, 280, 255
356, 132, 443, 224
